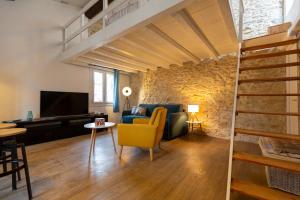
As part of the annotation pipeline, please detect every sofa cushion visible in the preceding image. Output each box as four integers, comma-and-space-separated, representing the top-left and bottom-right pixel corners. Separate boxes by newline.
131, 106, 138, 114
139, 104, 157, 117
122, 115, 146, 124
135, 106, 147, 116
160, 104, 182, 115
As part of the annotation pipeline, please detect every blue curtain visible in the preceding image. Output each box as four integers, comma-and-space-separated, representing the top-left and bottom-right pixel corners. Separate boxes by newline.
113, 69, 120, 112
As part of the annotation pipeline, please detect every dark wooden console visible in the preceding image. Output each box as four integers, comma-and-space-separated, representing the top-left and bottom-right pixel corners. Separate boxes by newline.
12, 114, 108, 145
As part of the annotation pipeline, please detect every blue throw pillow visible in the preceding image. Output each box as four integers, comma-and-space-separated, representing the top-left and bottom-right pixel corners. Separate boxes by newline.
135, 106, 146, 116
131, 106, 138, 114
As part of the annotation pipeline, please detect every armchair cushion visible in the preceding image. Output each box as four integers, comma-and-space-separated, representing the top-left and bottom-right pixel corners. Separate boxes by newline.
118, 124, 157, 148
133, 118, 150, 124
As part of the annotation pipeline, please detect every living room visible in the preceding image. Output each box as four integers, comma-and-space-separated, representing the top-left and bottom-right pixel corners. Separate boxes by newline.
0, 0, 300, 199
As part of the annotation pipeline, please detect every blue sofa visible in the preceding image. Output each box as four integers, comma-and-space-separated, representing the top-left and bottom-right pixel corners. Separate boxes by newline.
122, 104, 188, 140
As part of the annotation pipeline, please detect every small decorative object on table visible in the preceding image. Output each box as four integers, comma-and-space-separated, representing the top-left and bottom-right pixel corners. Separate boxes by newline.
27, 111, 33, 121
95, 118, 105, 126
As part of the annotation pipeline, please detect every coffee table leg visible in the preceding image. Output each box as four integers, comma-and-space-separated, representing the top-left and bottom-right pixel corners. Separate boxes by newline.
109, 127, 117, 153
89, 129, 96, 159
92, 129, 96, 152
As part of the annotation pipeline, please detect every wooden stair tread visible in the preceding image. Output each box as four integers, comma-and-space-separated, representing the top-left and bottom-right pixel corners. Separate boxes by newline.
236, 110, 300, 116
241, 49, 300, 61
241, 39, 298, 52
233, 151, 300, 172
237, 93, 300, 96
268, 22, 292, 35
235, 128, 300, 141
239, 76, 300, 84
231, 179, 300, 200
239, 62, 300, 71
242, 32, 288, 48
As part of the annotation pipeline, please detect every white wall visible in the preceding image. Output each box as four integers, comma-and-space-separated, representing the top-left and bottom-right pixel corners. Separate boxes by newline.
0, 0, 129, 122
284, 0, 300, 34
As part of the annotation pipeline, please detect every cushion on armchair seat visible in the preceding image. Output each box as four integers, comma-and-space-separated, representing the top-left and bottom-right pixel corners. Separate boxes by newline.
122, 115, 147, 124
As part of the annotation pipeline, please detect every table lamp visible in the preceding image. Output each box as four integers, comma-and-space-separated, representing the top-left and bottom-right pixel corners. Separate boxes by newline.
188, 104, 199, 122
122, 87, 132, 110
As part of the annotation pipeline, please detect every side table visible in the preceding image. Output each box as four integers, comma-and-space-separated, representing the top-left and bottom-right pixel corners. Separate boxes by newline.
186, 121, 203, 134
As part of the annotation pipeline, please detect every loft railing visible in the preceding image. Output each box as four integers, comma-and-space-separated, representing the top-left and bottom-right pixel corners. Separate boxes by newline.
62, 0, 150, 51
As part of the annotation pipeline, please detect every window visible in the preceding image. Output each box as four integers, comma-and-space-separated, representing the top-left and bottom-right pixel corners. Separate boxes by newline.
93, 70, 114, 104
93, 71, 103, 103
106, 73, 114, 103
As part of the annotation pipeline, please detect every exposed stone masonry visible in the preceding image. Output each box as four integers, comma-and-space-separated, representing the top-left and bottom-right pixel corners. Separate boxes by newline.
130, 52, 286, 139
231, 0, 283, 39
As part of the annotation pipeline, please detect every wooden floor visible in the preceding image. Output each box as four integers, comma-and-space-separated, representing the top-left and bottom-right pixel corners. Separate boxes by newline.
0, 130, 266, 200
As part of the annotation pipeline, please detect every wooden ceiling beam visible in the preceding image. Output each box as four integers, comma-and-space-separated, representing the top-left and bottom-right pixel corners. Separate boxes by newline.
65, 60, 90, 68
85, 52, 149, 72
81, 53, 147, 72
93, 48, 157, 70
103, 45, 161, 69
76, 56, 139, 73
118, 37, 171, 68
127, 31, 183, 65
146, 23, 201, 63
103, 45, 163, 69
176, 9, 220, 58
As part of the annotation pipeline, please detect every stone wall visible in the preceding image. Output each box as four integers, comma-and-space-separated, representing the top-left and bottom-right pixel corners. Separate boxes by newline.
243, 0, 283, 39
130, 56, 237, 138
231, 0, 283, 39
130, 53, 287, 139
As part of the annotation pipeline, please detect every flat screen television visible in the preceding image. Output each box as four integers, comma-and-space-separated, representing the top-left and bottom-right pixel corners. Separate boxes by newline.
40, 91, 89, 117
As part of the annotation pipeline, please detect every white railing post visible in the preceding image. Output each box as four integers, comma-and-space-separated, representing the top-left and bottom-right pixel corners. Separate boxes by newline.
238, 0, 244, 41
103, 0, 109, 28
63, 28, 66, 51
62, 0, 146, 50
80, 14, 85, 41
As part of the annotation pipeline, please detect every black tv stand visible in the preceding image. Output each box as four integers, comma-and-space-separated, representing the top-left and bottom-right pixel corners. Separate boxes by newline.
14, 114, 108, 145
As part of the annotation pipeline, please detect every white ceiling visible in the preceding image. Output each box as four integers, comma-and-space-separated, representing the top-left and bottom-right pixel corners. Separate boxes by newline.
54, 0, 90, 8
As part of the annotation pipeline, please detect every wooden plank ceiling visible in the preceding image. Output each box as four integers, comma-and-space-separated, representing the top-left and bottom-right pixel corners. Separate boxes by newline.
72, 0, 238, 73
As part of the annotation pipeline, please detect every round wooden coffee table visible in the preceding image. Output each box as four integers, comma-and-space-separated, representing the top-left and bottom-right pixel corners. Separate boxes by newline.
84, 122, 117, 159
0, 123, 16, 129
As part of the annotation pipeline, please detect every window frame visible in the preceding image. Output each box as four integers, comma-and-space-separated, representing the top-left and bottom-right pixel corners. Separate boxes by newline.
91, 69, 114, 106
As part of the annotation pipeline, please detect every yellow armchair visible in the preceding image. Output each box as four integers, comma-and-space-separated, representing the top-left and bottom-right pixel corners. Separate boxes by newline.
117, 107, 167, 161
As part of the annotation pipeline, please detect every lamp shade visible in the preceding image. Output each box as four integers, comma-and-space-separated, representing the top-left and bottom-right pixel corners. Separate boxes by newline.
122, 87, 132, 97
188, 105, 199, 113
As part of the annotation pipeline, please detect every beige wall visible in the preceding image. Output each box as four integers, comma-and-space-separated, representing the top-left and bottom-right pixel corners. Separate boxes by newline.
0, 0, 128, 123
